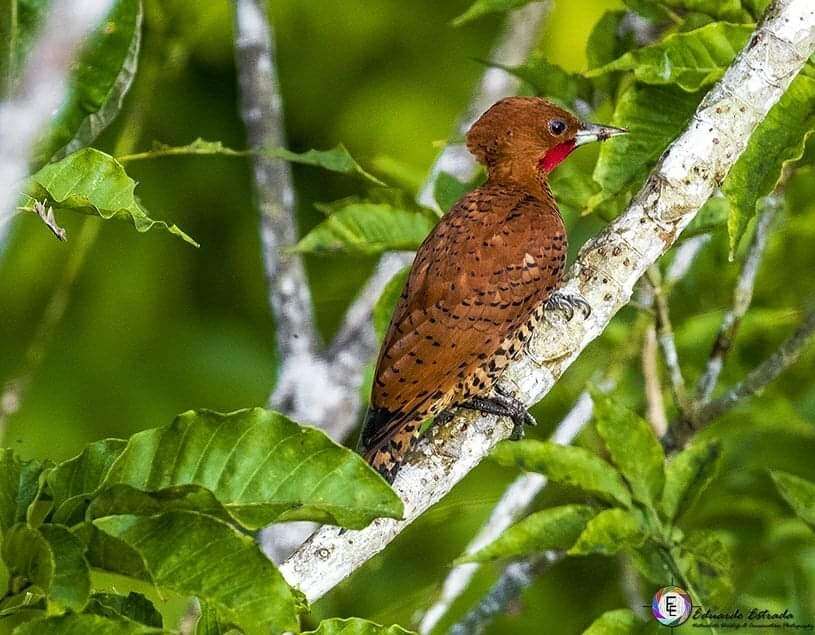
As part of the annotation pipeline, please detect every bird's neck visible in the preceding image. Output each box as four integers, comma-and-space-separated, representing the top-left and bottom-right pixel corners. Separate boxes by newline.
488, 161, 557, 208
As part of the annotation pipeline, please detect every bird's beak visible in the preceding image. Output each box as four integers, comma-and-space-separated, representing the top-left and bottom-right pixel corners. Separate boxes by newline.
574, 122, 628, 147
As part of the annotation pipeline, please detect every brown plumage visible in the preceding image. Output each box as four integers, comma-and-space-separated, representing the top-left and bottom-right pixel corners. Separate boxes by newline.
359, 97, 626, 481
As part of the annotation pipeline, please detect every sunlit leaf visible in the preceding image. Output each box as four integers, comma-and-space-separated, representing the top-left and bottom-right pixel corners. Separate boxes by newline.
723, 74, 815, 256
295, 202, 435, 255
582, 608, 644, 635
462, 505, 597, 562
452, 0, 535, 26
661, 439, 721, 521
663, 0, 750, 21
266, 144, 387, 186
591, 84, 700, 209
771, 471, 815, 531
304, 617, 415, 634
85, 592, 163, 629
194, 599, 242, 635
13, 613, 163, 634
484, 54, 591, 107
23, 148, 198, 246
592, 392, 665, 509
492, 440, 632, 507
101, 408, 403, 529
568, 508, 646, 556
48, 439, 127, 526
434, 172, 473, 213
373, 268, 409, 342
587, 22, 752, 92
0, 449, 44, 533
94, 511, 298, 634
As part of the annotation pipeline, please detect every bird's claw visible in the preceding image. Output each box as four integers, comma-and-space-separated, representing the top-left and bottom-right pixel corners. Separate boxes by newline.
545, 291, 591, 321
458, 391, 537, 440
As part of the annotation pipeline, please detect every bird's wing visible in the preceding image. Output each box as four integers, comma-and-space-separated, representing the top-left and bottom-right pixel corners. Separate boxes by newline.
362, 184, 567, 463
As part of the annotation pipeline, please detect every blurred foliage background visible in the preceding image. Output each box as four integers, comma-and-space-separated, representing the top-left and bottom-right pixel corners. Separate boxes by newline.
1, 0, 814, 633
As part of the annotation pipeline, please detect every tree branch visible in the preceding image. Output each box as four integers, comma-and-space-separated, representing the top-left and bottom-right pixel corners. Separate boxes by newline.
279, 0, 815, 603
696, 196, 779, 401
0, 0, 114, 242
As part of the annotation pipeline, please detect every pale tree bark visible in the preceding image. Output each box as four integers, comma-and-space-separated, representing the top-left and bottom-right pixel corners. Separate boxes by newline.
279, 0, 815, 603
0, 0, 114, 242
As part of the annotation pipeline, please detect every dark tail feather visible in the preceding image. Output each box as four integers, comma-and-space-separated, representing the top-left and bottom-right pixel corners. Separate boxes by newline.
357, 406, 421, 483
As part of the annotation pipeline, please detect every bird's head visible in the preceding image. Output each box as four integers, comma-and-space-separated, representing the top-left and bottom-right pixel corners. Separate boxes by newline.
466, 96, 627, 179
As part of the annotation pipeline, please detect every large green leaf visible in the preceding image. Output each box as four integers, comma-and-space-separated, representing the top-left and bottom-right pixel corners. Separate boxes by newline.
100, 408, 403, 530
94, 511, 298, 634
587, 23, 752, 92
2, 1, 140, 163
433, 172, 473, 213
194, 599, 242, 635
48, 439, 127, 526
662, 0, 749, 21
33, 0, 142, 166
678, 530, 734, 605
592, 392, 665, 509
723, 75, 815, 255
452, 0, 535, 26
568, 508, 646, 556
295, 202, 435, 255
462, 505, 597, 562
582, 608, 643, 635
661, 438, 721, 521
13, 613, 162, 634
23, 148, 197, 246
591, 84, 700, 208
0, 450, 43, 534
2, 524, 91, 613
492, 440, 632, 507
373, 267, 409, 342
771, 471, 815, 530
304, 618, 415, 635
85, 592, 163, 629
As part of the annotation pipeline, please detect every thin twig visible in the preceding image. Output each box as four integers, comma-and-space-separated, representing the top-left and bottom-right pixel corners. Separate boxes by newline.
642, 323, 669, 437
279, 0, 815, 602
696, 196, 779, 401
0, 0, 114, 242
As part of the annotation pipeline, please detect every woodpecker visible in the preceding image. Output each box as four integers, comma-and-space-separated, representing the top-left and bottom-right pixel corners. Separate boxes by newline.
359, 96, 627, 482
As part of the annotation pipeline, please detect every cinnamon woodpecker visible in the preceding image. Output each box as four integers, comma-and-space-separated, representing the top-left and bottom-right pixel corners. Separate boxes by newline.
359, 96, 627, 482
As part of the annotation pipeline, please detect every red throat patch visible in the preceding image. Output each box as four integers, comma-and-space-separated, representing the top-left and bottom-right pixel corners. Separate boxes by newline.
539, 139, 577, 173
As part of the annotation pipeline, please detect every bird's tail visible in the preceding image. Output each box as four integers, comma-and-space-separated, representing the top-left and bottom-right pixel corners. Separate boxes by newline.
357, 406, 422, 484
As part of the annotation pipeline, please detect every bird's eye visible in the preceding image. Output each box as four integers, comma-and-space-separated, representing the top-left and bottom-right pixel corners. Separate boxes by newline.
549, 119, 567, 136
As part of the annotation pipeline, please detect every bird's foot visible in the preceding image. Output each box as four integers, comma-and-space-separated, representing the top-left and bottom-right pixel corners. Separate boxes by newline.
459, 392, 536, 441
544, 291, 591, 321
434, 409, 455, 427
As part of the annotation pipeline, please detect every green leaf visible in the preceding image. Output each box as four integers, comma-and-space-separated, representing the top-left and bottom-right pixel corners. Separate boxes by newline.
587, 11, 629, 71
0, 586, 46, 617
591, 84, 700, 208
23, 148, 198, 246
662, 0, 749, 21
194, 599, 242, 635
661, 439, 721, 521
373, 268, 409, 342
0, 450, 44, 534
295, 202, 435, 255
85, 592, 163, 629
32, 0, 142, 167
101, 408, 403, 530
434, 172, 472, 213
2, 524, 91, 613
265, 144, 387, 186
452, 0, 535, 26
568, 508, 645, 556
0, 0, 49, 99
492, 440, 632, 507
485, 54, 591, 106
592, 392, 665, 509
462, 505, 597, 562
622, 0, 672, 21
48, 439, 127, 526
304, 618, 415, 635
550, 161, 601, 217
587, 22, 752, 92
93, 511, 298, 634
771, 471, 815, 530
628, 543, 676, 584
13, 613, 163, 634
678, 530, 734, 605
117, 138, 247, 163
723, 75, 815, 256
582, 608, 643, 635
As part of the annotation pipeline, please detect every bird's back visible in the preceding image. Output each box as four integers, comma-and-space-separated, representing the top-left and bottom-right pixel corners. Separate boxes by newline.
360, 181, 568, 480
